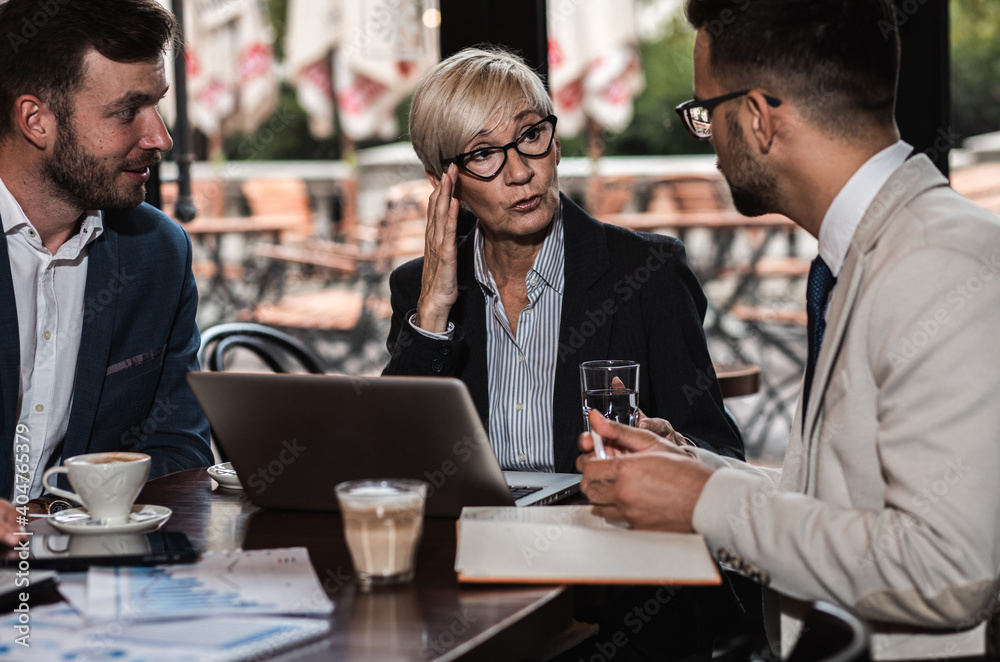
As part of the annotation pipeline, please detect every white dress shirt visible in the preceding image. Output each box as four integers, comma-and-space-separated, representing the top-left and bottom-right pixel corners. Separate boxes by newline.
409, 205, 566, 471
1, 176, 102, 498
818, 140, 914, 278
474, 208, 564, 472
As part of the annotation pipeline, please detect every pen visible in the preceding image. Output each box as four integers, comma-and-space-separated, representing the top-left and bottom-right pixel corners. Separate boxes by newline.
592, 431, 608, 460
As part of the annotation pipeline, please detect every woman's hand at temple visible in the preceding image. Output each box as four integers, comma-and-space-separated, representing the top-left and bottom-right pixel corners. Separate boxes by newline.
415, 163, 461, 333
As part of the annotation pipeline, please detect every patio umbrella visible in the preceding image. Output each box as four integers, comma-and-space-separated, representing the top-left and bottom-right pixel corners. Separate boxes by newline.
285, 0, 439, 143
547, 0, 644, 140
159, 0, 279, 140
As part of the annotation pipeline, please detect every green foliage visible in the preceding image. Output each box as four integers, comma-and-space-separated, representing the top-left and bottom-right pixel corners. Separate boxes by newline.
951, 0, 1000, 139
222, 83, 340, 161
560, 14, 713, 158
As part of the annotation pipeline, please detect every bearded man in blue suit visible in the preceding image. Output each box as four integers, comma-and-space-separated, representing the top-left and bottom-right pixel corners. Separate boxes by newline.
0, 0, 212, 543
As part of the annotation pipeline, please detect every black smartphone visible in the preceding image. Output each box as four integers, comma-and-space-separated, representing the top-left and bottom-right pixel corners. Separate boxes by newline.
2, 531, 199, 571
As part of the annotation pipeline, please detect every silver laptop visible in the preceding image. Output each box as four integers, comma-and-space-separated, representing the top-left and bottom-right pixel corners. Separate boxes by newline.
186, 372, 581, 517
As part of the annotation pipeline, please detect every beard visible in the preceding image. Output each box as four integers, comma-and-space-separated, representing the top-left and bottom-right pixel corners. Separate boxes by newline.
44, 119, 160, 211
717, 111, 780, 217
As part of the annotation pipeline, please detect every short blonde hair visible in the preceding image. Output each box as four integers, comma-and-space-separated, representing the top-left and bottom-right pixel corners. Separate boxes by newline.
409, 47, 554, 179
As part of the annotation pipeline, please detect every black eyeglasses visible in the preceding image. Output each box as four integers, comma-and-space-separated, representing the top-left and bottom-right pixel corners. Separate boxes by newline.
441, 115, 558, 180
675, 90, 782, 140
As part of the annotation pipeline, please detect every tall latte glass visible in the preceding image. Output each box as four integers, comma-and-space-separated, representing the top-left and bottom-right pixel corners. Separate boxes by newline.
335, 479, 428, 591
42, 452, 151, 524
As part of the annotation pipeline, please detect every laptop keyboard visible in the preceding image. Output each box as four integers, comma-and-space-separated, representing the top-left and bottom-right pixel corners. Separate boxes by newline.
508, 484, 544, 500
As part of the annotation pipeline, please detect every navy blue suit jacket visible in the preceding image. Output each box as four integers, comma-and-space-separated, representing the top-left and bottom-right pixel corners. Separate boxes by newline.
384, 194, 743, 472
0, 203, 212, 499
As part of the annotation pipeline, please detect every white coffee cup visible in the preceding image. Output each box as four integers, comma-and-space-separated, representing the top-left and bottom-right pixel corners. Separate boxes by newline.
42, 452, 151, 525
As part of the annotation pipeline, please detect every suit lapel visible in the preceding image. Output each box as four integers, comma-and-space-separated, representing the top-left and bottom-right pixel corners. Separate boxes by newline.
63, 223, 118, 456
552, 196, 614, 471
453, 230, 490, 424
801, 246, 866, 487
0, 236, 19, 497
800, 155, 950, 492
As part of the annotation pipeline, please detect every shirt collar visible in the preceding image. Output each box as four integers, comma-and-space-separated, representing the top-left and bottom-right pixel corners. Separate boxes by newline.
817, 140, 913, 277
0, 174, 104, 251
473, 201, 566, 296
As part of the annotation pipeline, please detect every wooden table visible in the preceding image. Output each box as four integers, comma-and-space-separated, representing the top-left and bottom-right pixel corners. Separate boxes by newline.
30, 469, 574, 661
176, 215, 304, 324
713, 363, 762, 399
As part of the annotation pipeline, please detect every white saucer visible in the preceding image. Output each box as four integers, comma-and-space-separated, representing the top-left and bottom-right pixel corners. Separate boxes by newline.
49, 504, 172, 535
207, 462, 243, 490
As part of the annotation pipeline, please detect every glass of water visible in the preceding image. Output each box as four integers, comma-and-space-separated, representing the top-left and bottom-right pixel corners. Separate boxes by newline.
580, 360, 640, 429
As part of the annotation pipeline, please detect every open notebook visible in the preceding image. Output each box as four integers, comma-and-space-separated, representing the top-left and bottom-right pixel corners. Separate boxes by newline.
187, 372, 580, 517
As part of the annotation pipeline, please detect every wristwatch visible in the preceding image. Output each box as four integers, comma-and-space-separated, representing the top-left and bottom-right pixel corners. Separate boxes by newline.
46, 499, 74, 515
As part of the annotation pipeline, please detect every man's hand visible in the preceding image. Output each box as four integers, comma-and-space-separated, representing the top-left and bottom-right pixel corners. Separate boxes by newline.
415, 164, 461, 333
578, 409, 681, 458
636, 410, 693, 447
0, 499, 26, 547
577, 412, 714, 532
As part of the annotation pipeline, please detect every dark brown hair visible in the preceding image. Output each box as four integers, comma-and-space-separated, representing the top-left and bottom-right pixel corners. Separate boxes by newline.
685, 0, 900, 136
0, 0, 176, 139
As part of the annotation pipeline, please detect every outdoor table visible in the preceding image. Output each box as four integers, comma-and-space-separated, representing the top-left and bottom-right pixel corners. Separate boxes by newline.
176, 215, 303, 323
27, 469, 576, 661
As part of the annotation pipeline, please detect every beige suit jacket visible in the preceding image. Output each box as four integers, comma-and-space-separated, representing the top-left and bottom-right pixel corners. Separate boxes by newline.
691, 155, 1000, 660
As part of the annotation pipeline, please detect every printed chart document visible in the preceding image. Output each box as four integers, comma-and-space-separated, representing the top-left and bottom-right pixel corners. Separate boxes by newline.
455, 506, 720, 585
87, 547, 333, 620
0, 548, 334, 661
0, 604, 331, 662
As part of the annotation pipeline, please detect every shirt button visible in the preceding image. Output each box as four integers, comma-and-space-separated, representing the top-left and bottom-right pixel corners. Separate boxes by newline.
437, 346, 451, 356
523, 308, 532, 316
518, 452, 527, 463
518, 353, 525, 363
28, 229, 35, 237
43, 330, 52, 340
529, 277, 538, 287
430, 359, 443, 373
515, 402, 523, 411
35, 404, 45, 412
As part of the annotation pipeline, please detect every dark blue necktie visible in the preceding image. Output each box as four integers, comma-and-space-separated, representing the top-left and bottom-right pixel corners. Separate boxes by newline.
803, 256, 836, 422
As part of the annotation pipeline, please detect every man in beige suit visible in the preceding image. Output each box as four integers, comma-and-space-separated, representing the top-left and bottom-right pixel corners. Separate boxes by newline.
577, 0, 1000, 659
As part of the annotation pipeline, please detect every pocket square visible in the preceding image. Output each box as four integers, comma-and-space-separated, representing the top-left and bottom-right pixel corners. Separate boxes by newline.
106, 344, 167, 376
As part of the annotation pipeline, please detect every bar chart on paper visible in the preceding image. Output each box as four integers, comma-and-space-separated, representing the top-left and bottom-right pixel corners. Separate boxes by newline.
87, 547, 334, 621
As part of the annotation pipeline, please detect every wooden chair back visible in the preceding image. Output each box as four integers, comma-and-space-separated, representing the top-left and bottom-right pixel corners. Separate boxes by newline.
241, 178, 314, 238
160, 179, 227, 220
646, 174, 729, 213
